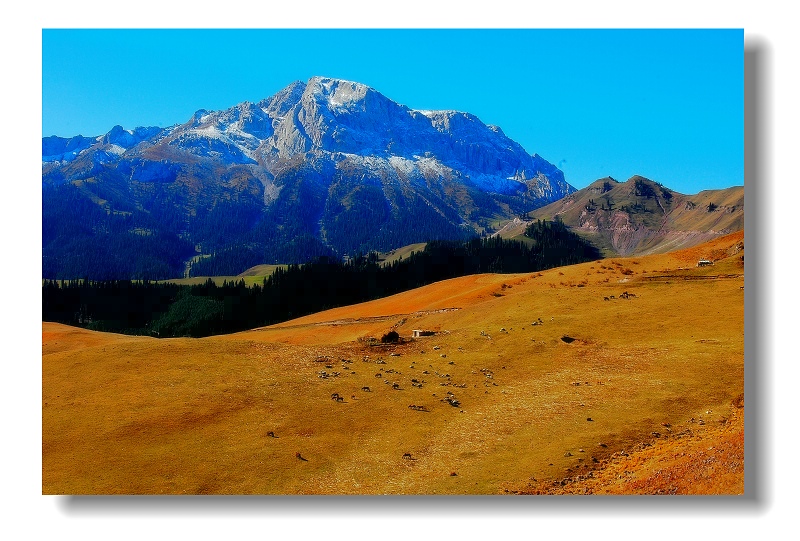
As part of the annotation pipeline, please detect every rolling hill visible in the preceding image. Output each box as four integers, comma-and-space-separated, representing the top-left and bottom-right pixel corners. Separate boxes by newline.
43, 231, 744, 494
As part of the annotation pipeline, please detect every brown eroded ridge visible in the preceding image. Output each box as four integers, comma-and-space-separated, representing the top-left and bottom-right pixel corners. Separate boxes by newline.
42, 231, 744, 494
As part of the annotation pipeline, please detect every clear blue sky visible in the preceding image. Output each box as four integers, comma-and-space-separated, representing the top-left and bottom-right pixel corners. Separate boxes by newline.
42, 29, 743, 194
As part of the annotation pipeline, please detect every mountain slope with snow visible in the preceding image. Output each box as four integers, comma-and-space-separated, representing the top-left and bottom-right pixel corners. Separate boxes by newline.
42, 76, 574, 279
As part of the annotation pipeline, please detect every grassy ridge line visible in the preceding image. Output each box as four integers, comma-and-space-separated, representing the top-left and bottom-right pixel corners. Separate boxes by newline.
376, 242, 427, 267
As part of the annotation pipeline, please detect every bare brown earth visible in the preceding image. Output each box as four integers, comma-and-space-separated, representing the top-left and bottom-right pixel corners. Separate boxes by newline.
498, 178, 744, 258
42, 231, 744, 495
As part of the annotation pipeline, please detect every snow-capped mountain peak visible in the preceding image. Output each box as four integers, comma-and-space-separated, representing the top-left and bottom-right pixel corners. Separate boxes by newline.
43, 77, 574, 274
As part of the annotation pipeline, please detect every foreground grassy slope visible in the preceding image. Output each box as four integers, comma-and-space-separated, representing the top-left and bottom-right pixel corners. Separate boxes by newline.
42, 232, 744, 494
513, 394, 744, 495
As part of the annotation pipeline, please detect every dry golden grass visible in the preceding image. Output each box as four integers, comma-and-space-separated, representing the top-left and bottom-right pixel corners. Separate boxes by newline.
513, 394, 744, 495
165, 275, 274, 287
42, 231, 744, 494
236, 264, 288, 278
378, 242, 427, 266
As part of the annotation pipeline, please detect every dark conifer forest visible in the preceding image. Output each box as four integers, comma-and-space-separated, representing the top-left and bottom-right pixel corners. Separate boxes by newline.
42, 183, 196, 280
42, 220, 600, 338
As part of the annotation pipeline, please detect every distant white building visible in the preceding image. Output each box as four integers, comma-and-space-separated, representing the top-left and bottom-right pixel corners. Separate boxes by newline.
697, 259, 713, 267
412, 330, 435, 338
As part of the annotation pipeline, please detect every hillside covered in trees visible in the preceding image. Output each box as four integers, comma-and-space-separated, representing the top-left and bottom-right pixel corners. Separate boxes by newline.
43, 220, 600, 337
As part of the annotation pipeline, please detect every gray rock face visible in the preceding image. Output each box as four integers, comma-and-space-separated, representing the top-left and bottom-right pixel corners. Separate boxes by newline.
131, 76, 574, 199
44, 76, 572, 197
102, 125, 163, 148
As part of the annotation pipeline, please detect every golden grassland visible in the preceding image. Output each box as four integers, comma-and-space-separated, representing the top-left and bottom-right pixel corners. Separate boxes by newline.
513, 394, 744, 495
164, 275, 268, 287
162, 264, 287, 287
236, 264, 288, 278
377, 242, 427, 266
42, 232, 744, 494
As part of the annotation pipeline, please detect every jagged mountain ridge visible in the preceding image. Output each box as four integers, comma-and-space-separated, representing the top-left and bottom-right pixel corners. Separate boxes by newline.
496, 176, 744, 257
42, 77, 574, 280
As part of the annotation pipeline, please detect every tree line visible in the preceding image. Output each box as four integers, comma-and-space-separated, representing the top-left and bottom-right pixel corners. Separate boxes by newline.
43, 220, 600, 338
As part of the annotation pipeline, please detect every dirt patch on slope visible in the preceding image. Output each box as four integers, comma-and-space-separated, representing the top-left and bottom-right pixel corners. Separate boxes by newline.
511, 396, 744, 495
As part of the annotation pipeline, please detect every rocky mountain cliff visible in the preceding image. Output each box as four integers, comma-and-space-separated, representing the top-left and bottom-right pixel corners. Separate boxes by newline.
43, 77, 574, 279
